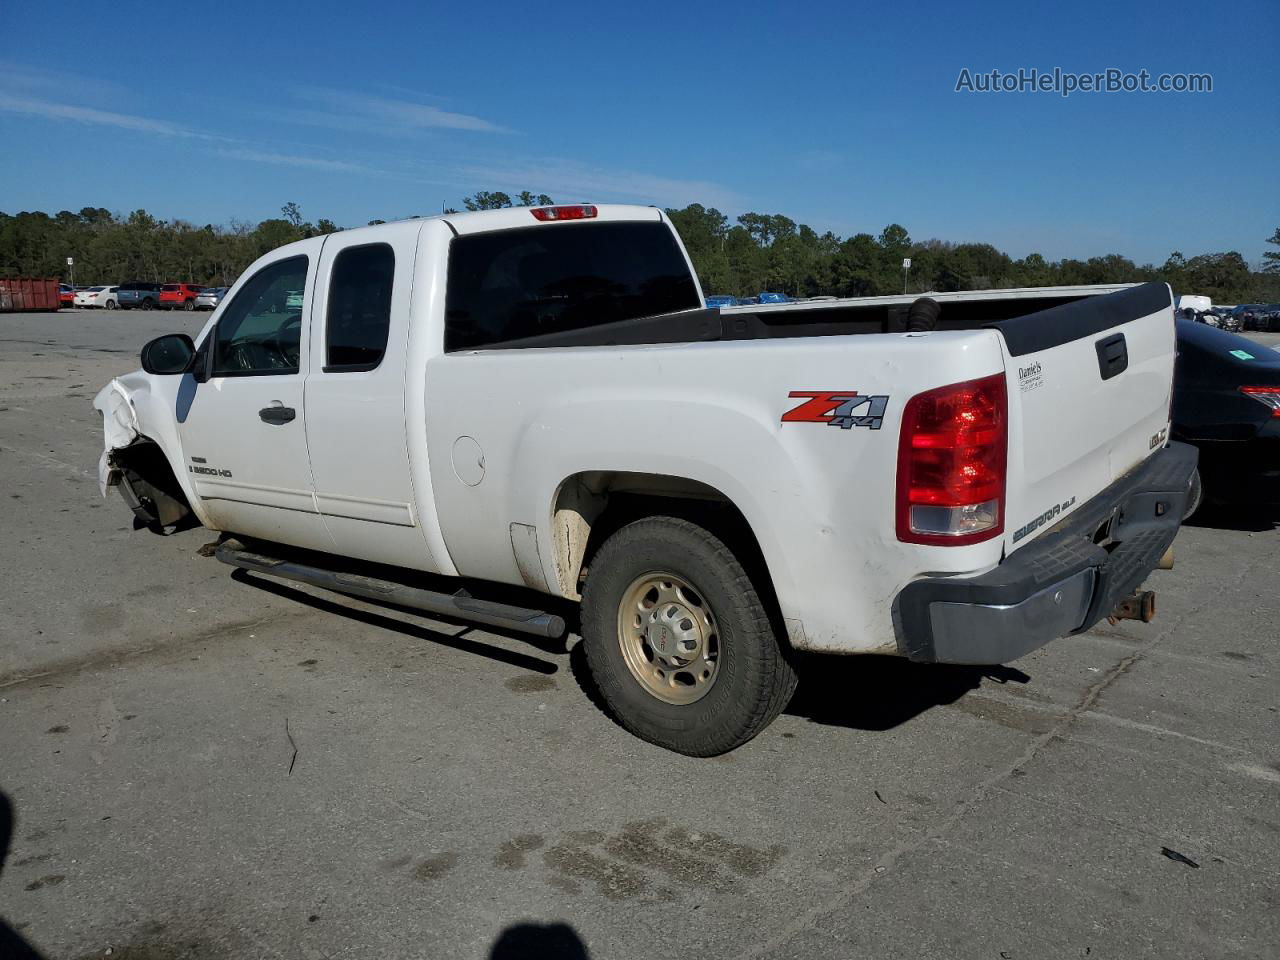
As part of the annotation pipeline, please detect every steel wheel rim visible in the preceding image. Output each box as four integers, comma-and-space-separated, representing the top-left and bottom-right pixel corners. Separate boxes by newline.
617, 572, 720, 705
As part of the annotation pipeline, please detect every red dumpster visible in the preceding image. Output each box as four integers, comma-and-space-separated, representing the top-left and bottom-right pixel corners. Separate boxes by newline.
0, 278, 62, 312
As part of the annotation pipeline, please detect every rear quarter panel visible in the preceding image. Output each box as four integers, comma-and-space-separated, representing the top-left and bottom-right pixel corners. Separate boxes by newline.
424, 331, 1008, 653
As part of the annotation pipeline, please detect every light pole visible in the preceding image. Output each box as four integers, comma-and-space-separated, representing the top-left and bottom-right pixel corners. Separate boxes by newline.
902, 257, 911, 294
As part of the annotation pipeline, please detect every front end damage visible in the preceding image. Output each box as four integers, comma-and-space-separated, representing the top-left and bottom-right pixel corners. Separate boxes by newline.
93, 378, 194, 532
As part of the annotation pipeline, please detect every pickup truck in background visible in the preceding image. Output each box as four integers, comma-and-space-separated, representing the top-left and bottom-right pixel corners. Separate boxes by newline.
94, 204, 1196, 755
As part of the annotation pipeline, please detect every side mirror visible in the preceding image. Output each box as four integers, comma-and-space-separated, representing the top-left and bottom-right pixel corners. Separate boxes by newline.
141, 334, 196, 375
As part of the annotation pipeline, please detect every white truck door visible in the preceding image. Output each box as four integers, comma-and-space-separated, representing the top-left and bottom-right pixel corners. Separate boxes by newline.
176, 240, 333, 552
303, 221, 440, 572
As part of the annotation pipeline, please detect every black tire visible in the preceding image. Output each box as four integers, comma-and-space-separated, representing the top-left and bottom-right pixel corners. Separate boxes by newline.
105, 299, 117, 310
1183, 466, 1204, 521
142, 297, 155, 309
183, 298, 195, 311
579, 516, 797, 756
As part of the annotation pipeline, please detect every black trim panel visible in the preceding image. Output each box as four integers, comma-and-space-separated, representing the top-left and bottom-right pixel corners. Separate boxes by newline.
985, 281, 1171, 357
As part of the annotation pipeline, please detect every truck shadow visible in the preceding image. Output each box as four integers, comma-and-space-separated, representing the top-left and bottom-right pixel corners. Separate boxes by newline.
566, 641, 1029, 736
784, 655, 1030, 731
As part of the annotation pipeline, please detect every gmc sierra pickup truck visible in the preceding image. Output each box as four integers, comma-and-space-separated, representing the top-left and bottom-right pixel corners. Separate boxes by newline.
94, 203, 1196, 755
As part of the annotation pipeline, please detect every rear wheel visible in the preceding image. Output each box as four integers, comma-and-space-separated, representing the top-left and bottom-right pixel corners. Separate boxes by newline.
579, 516, 796, 756
183, 298, 195, 311
142, 297, 155, 309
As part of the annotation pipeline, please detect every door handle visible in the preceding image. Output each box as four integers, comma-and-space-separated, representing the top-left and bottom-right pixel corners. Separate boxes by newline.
259, 404, 296, 425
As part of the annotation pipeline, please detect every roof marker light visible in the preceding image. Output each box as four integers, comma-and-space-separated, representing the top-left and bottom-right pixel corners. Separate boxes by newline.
530, 205, 597, 222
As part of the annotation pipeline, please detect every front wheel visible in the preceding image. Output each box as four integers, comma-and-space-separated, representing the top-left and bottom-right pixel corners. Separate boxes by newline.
142, 297, 154, 309
105, 299, 117, 310
579, 516, 796, 756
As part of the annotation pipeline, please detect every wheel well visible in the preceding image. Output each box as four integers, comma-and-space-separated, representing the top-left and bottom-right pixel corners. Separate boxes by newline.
111, 437, 192, 530
550, 472, 774, 606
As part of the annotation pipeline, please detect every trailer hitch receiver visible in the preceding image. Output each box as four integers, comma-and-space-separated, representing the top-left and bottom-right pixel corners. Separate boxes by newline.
1108, 590, 1156, 624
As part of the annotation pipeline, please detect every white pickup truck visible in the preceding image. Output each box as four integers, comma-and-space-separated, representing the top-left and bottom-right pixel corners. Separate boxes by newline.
94, 203, 1196, 755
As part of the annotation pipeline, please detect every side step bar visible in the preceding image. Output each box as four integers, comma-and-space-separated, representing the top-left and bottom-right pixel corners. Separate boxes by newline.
215, 544, 566, 639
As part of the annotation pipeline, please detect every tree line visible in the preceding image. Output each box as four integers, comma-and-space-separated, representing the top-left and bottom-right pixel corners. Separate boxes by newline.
2, 196, 1278, 304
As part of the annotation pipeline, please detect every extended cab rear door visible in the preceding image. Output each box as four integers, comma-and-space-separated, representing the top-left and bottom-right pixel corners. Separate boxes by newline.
303, 221, 442, 572
992, 283, 1176, 553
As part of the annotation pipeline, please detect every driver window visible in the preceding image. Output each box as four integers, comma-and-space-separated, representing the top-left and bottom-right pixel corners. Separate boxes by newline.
212, 255, 309, 376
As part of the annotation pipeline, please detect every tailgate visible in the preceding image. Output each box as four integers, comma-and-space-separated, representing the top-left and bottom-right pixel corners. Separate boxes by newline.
990, 283, 1176, 553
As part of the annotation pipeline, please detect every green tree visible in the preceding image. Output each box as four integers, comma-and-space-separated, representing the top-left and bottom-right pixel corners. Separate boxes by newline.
1263, 228, 1280, 274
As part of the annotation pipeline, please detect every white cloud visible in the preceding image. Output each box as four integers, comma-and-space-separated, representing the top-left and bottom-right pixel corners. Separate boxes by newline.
215, 147, 376, 174
456, 158, 740, 210
287, 87, 508, 135
0, 92, 205, 137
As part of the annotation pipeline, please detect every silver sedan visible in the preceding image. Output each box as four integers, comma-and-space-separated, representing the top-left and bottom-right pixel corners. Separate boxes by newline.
194, 287, 226, 310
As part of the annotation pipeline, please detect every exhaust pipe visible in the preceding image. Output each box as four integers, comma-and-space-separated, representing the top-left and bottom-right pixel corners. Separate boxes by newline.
1108, 590, 1156, 624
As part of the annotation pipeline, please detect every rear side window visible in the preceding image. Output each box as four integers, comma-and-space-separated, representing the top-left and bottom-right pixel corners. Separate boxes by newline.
324, 243, 395, 371
444, 221, 699, 351
162, 285, 178, 292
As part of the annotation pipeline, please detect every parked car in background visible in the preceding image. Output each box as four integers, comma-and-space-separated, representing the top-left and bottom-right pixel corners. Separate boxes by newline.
1173, 319, 1280, 514
757, 292, 793, 304
705, 295, 738, 308
117, 282, 163, 310
193, 287, 227, 310
73, 285, 120, 309
159, 283, 204, 310
1232, 304, 1265, 330
59, 283, 75, 307
1259, 304, 1280, 333
1177, 294, 1213, 316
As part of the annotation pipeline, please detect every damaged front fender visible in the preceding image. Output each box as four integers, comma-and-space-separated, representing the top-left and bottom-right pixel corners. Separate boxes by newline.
93, 379, 140, 497
93, 374, 206, 532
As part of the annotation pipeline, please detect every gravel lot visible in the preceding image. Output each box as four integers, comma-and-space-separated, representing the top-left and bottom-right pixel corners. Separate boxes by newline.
1, 310, 1277, 960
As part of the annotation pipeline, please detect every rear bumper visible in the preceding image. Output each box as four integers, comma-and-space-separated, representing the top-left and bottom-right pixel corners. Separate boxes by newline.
895, 441, 1198, 665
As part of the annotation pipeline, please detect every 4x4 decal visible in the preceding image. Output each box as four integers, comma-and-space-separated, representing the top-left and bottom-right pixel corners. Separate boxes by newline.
781, 391, 890, 430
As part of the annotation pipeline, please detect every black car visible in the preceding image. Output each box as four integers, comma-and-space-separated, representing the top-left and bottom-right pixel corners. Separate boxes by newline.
1232, 304, 1266, 331
1173, 319, 1280, 512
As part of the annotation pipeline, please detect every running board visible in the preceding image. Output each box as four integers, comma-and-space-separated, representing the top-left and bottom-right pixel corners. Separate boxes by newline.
215, 544, 566, 639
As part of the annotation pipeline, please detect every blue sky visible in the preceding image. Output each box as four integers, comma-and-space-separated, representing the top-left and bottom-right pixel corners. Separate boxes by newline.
1, 0, 1276, 265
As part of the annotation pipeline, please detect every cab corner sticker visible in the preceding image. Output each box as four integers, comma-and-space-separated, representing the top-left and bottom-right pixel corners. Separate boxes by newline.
782, 391, 889, 430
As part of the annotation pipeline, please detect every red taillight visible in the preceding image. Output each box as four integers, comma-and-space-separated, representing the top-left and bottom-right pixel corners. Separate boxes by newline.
1240, 385, 1280, 417
530, 204, 597, 222
896, 373, 1007, 545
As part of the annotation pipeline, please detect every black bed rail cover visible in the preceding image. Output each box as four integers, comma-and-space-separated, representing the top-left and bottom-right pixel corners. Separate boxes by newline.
985, 281, 1171, 357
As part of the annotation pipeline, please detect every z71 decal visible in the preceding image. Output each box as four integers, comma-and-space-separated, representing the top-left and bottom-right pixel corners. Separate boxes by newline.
782, 391, 890, 430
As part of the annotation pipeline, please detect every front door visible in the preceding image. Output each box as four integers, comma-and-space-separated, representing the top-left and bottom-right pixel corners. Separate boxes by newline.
177, 241, 334, 552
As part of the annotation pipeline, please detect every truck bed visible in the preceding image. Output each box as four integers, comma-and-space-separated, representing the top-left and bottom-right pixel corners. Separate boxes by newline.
463, 283, 1159, 351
